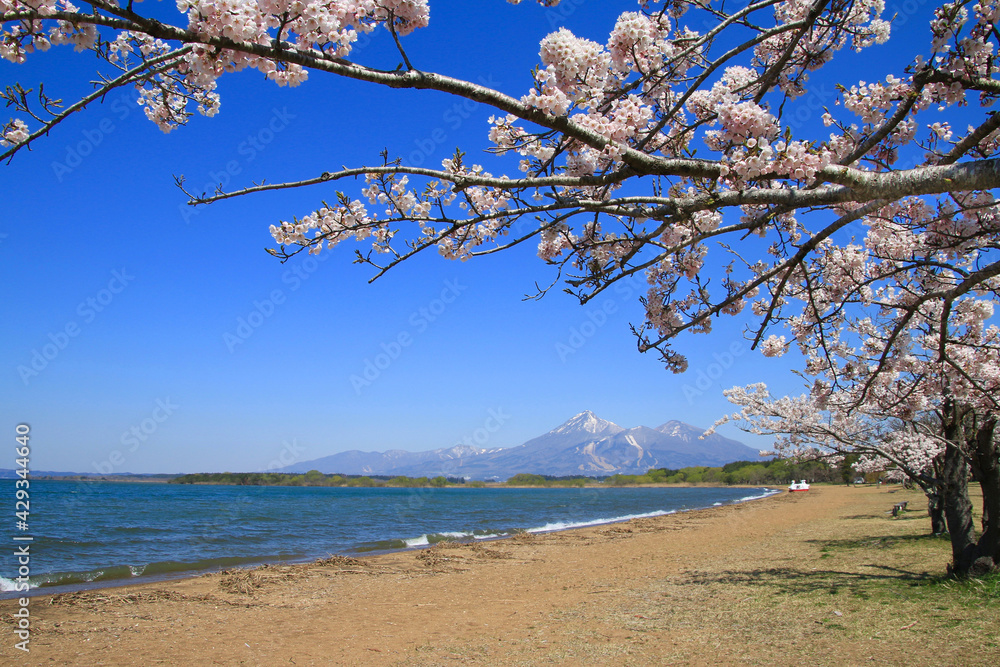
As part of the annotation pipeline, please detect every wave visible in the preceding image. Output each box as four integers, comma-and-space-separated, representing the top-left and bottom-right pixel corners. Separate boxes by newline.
526, 509, 677, 534
403, 531, 471, 547
0, 576, 32, 593
512, 488, 780, 535
357, 528, 512, 552
361, 490, 777, 552
472, 532, 505, 541
734, 489, 782, 503
1, 554, 305, 595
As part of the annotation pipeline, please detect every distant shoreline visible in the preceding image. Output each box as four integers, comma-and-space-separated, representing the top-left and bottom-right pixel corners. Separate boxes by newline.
22, 476, 788, 490
9, 455, 847, 487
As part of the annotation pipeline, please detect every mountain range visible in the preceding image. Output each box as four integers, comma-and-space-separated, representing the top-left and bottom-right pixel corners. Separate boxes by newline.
279, 411, 762, 480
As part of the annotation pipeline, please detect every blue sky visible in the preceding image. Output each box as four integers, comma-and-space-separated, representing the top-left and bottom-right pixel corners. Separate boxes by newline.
1, 1, 936, 474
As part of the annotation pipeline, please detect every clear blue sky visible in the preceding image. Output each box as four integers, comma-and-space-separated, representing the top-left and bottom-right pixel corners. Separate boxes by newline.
1, 1, 934, 473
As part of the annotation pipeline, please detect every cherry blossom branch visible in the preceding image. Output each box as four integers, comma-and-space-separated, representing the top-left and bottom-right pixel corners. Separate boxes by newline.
11, 7, 698, 177
1, 45, 194, 162
751, 0, 829, 105
940, 111, 1000, 164
187, 155, 1000, 215
181, 165, 635, 205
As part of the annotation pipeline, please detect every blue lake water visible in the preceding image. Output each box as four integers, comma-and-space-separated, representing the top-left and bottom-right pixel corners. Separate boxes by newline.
0, 480, 777, 597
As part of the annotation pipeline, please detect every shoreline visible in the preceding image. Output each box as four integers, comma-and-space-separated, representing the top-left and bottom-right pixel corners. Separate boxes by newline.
19, 476, 790, 489
4, 484, 991, 665
1, 486, 783, 601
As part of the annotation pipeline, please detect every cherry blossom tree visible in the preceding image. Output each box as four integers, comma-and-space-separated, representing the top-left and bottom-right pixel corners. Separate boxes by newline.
851, 425, 948, 534
711, 154, 1000, 575
714, 272, 999, 575
720, 382, 998, 574
4, 0, 1000, 573
711, 385, 953, 530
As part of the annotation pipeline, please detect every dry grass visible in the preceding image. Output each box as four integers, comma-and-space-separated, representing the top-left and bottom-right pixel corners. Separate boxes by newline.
216, 568, 265, 596
314, 554, 366, 567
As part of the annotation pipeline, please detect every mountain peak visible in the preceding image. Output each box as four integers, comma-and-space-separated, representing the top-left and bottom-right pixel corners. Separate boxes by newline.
550, 411, 624, 436
654, 420, 702, 439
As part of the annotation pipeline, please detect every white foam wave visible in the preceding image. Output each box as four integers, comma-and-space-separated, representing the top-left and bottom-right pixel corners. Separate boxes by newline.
400, 491, 776, 549
735, 489, 782, 503
526, 509, 675, 534
0, 576, 34, 592
403, 531, 473, 548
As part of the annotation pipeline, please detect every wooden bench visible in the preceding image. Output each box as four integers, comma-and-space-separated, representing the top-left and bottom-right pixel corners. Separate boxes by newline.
891, 501, 908, 517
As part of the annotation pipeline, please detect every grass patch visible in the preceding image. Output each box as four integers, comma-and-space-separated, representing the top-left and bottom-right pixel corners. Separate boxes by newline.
923, 570, 1000, 602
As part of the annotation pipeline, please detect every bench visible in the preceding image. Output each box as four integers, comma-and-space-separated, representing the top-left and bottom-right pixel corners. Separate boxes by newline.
891, 501, 908, 517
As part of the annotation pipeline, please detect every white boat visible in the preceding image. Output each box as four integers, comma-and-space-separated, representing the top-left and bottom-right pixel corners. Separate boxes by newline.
788, 480, 810, 492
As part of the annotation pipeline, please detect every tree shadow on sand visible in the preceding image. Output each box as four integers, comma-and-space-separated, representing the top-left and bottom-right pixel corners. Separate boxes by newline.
675, 533, 951, 596
679, 565, 930, 596
841, 510, 930, 522
807, 532, 950, 551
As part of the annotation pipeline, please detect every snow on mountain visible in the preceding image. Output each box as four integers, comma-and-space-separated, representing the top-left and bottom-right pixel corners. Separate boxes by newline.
281, 411, 761, 479
655, 420, 703, 440
549, 410, 624, 436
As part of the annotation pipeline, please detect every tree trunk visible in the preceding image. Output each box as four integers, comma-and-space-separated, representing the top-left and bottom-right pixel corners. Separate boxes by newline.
940, 433, 979, 576
972, 419, 999, 569
928, 491, 947, 535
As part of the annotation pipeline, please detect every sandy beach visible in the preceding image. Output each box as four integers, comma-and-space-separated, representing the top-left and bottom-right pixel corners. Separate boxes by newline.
2, 484, 996, 666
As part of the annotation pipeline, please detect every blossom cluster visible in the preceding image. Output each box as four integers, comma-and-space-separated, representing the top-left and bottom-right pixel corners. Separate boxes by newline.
520, 8, 698, 121
606, 11, 674, 75
2, 0, 97, 63
270, 197, 379, 253
714, 382, 949, 491
0, 117, 28, 147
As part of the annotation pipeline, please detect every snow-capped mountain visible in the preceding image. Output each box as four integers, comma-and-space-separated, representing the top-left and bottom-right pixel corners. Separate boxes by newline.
280, 411, 761, 479
549, 410, 625, 436
655, 420, 704, 440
